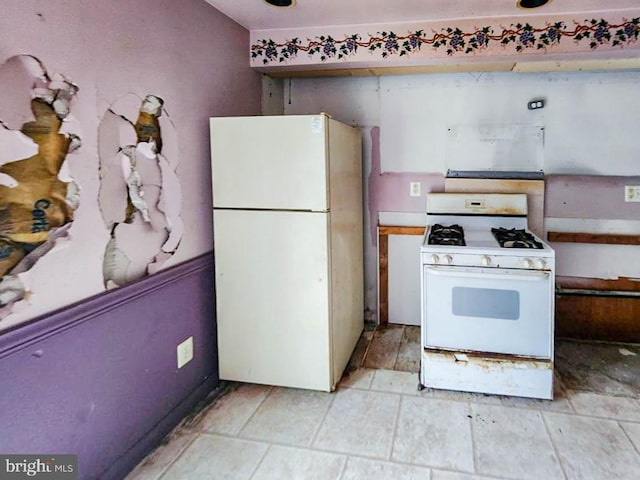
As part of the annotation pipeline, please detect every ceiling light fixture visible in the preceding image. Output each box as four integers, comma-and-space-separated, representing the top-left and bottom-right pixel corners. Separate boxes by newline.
517, 0, 551, 8
263, 0, 295, 7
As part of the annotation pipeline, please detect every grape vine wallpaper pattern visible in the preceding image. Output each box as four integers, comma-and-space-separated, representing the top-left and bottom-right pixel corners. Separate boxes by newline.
251, 17, 640, 65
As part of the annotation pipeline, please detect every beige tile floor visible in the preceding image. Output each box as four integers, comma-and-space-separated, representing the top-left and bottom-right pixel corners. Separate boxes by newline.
127, 326, 640, 480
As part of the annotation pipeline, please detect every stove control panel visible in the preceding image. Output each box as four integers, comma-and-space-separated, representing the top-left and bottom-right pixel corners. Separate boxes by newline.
423, 252, 553, 271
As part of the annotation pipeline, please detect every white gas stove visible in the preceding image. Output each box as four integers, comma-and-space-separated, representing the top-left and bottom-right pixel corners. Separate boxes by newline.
420, 193, 556, 399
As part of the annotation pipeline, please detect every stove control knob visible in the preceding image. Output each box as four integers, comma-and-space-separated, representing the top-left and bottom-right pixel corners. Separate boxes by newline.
523, 258, 533, 269
481, 255, 491, 266
430, 254, 440, 264
535, 259, 546, 270
443, 255, 453, 265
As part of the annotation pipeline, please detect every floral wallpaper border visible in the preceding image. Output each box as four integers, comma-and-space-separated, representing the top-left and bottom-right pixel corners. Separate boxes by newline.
251, 17, 640, 65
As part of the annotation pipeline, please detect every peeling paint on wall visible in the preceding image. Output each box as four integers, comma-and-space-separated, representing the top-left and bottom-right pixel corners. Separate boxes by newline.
0, 55, 81, 318
98, 94, 182, 288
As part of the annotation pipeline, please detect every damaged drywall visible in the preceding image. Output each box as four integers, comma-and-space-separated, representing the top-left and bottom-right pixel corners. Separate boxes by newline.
98, 93, 182, 287
0, 55, 81, 318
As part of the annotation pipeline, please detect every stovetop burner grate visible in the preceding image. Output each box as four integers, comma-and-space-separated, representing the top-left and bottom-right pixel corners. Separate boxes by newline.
491, 227, 543, 249
428, 224, 466, 246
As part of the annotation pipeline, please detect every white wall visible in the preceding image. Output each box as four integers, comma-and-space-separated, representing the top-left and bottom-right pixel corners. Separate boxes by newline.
281, 70, 640, 320
287, 71, 640, 175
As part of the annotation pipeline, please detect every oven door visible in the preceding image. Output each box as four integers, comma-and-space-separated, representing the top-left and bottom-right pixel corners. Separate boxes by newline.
423, 265, 553, 358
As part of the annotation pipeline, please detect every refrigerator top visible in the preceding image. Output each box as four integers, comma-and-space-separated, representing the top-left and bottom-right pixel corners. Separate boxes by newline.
210, 113, 332, 121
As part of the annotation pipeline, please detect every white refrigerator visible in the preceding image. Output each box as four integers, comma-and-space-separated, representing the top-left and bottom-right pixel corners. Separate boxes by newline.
210, 114, 363, 392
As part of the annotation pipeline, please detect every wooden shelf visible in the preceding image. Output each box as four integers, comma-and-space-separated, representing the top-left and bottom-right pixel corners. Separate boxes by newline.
378, 226, 426, 236
556, 275, 640, 293
548, 231, 640, 246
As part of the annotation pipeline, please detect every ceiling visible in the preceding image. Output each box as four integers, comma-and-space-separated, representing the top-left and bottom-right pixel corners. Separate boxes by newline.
205, 0, 639, 31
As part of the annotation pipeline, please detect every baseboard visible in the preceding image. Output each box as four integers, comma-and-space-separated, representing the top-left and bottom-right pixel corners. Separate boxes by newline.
100, 376, 219, 480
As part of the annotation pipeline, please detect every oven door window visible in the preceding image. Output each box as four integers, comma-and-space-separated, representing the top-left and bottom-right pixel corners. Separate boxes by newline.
423, 265, 552, 358
452, 287, 519, 320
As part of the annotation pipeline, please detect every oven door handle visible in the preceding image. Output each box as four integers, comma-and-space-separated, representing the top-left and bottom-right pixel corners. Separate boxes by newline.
425, 267, 550, 282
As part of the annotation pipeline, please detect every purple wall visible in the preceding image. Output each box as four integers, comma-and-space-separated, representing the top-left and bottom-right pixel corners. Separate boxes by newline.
0, 0, 261, 329
0, 3, 255, 477
0, 254, 216, 480
0, 3, 254, 476
546, 174, 640, 219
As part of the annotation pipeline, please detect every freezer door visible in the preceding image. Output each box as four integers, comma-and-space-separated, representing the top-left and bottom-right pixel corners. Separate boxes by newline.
213, 209, 333, 391
210, 115, 329, 211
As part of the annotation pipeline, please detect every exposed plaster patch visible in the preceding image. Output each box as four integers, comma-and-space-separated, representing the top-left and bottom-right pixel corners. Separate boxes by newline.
0, 128, 38, 166
98, 94, 182, 288
0, 275, 25, 310
0, 55, 81, 319
0, 56, 43, 130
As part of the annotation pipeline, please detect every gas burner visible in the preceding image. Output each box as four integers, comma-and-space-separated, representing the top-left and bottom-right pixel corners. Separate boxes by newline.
491, 228, 543, 249
429, 224, 465, 246
431, 224, 464, 237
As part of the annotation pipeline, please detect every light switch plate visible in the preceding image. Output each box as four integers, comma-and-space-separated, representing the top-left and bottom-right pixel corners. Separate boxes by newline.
177, 336, 194, 368
625, 185, 640, 202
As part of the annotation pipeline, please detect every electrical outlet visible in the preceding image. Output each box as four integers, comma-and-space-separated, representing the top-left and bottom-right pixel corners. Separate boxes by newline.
528, 99, 545, 110
177, 336, 194, 368
625, 185, 640, 202
410, 182, 421, 197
